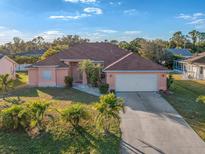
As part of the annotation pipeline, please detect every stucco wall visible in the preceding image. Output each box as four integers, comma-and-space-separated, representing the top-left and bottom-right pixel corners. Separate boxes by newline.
56, 68, 69, 87
0, 57, 16, 78
28, 68, 38, 86
106, 72, 167, 91
38, 67, 57, 87
28, 67, 70, 87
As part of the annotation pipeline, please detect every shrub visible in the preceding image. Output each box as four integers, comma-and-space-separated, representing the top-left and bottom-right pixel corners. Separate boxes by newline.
94, 93, 124, 135
64, 76, 73, 88
167, 74, 174, 89
0, 105, 23, 130
60, 104, 88, 128
196, 96, 205, 104
0, 101, 50, 138
79, 60, 101, 87
99, 83, 109, 94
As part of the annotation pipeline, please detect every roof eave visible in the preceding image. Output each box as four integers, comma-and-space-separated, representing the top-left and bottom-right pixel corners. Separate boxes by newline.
103, 70, 171, 73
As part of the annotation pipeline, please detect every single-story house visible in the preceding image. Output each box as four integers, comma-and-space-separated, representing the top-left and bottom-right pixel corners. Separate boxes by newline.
0, 54, 18, 79
181, 52, 205, 80
167, 48, 192, 58
166, 48, 193, 72
28, 43, 169, 92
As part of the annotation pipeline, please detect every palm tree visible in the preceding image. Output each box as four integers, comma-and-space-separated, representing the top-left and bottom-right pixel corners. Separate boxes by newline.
94, 93, 124, 135
0, 74, 14, 98
60, 104, 88, 129
188, 30, 200, 46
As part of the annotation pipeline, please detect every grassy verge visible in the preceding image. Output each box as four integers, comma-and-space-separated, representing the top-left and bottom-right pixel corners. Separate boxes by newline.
0, 87, 121, 154
162, 74, 205, 141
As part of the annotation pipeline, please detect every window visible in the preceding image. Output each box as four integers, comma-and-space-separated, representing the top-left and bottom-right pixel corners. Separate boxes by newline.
200, 67, 204, 74
42, 70, 52, 80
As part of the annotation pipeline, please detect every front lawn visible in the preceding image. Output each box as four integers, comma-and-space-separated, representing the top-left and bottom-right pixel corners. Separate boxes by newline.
0, 87, 121, 154
162, 74, 205, 141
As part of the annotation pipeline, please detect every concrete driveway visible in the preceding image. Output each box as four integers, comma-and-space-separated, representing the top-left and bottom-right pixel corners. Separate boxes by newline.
118, 92, 205, 154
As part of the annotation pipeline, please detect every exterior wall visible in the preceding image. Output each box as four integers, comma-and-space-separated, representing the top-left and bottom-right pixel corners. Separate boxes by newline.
106, 72, 167, 91
183, 64, 205, 80
56, 68, 70, 87
28, 67, 70, 87
0, 57, 17, 79
38, 67, 57, 87
28, 68, 38, 86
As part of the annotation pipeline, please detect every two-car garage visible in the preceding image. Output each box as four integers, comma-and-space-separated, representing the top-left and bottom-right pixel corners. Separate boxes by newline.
104, 52, 168, 92
115, 74, 158, 92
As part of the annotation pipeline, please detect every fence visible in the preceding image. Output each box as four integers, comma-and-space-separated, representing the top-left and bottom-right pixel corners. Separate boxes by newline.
16, 64, 31, 71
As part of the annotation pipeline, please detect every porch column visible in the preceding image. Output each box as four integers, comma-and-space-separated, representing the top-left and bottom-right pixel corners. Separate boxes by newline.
82, 71, 87, 85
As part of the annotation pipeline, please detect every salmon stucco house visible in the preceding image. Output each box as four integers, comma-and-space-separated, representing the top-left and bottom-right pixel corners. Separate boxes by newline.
28, 43, 169, 91
0, 54, 17, 79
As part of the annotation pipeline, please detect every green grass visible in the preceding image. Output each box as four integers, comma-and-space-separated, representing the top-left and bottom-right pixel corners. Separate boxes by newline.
162, 74, 205, 141
0, 86, 121, 154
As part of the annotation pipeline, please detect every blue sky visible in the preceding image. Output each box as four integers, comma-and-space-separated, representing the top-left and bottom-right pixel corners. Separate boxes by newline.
0, 0, 205, 44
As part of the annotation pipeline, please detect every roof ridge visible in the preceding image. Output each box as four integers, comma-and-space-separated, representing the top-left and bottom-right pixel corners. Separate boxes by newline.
103, 52, 133, 71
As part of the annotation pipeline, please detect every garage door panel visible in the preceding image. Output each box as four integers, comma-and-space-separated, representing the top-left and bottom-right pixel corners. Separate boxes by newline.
116, 74, 158, 91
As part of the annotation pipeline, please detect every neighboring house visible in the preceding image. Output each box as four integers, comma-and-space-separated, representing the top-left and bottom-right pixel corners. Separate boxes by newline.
181, 52, 205, 80
166, 48, 193, 72
0, 54, 18, 79
28, 43, 169, 92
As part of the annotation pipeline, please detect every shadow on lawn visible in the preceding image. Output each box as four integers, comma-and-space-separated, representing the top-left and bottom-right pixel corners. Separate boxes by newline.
0, 127, 120, 154
9, 87, 98, 104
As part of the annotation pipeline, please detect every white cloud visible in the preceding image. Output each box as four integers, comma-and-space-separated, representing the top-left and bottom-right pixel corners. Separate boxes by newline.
123, 9, 138, 16
49, 13, 90, 20
124, 31, 141, 35
177, 12, 205, 29
109, 1, 122, 6
49, 7, 102, 20
0, 26, 28, 44
97, 29, 118, 33
84, 7, 103, 15
38, 30, 64, 42
64, 0, 96, 3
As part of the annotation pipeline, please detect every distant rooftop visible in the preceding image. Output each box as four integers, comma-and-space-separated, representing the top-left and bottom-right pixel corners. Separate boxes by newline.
183, 52, 205, 65
14, 50, 45, 57
167, 48, 192, 57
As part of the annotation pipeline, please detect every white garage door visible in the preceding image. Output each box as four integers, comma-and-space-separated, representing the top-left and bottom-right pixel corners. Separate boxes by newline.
116, 74, 158, 91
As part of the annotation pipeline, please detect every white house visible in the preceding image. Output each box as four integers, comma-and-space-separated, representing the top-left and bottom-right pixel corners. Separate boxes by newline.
181, 52, 205, 80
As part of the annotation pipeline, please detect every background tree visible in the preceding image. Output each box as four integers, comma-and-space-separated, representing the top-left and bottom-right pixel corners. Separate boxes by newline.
40, 45, 68, 60
169, 31, 187, 48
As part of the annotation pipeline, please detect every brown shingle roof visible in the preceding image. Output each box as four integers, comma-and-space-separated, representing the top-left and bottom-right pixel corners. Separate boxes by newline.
32, 43, 168, 71
104, 53, 168, 71
33, 43, 129, 67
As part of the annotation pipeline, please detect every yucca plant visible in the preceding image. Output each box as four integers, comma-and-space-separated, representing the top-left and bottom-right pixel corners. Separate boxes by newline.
94, 93, 124, 135
60, 104, 88, 129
